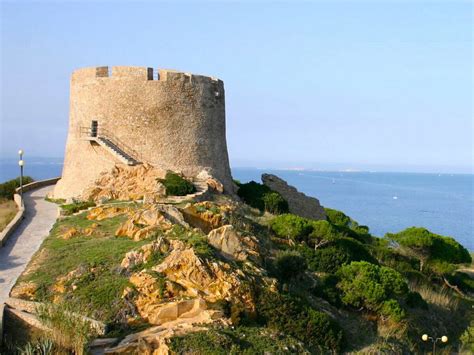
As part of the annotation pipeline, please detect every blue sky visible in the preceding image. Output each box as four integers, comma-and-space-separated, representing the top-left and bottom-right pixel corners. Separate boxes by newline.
1, 0, 472, 173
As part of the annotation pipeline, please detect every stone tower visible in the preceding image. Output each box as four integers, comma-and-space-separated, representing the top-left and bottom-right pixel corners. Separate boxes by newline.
53, 66, 234, 199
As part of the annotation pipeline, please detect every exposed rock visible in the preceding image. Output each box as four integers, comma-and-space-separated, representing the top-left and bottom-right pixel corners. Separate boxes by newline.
120, 238, 170, 271
10, 281, 38, 300
180, 201, 233, 233
207, 225, 260, 262
153, 248, 255, 314
82, 164, 167, 203
154, 204, 189, 228
115, 206, 173, 241
104, 318, 224, 355
261, 173, 326, 220
196, 170, 224, 193
87, 206, 131, 221
61, 227, 80, 240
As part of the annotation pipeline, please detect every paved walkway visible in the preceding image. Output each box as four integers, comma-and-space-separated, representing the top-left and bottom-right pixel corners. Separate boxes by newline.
0, 186, 57, 305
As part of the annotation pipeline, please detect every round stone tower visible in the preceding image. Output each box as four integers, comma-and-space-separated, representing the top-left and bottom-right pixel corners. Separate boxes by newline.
53, 66, 234, 199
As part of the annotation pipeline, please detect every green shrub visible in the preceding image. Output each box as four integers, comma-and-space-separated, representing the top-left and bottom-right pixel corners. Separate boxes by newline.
257, 289, 344, 352
274, 251, 307, 282
314, 274, 341, 306
299, 238, 376, 273
308, 220, 341, 245
0, 176, 34, 200
237, 181, 288, 214
236, 181, 271, 210
169, 326, 308, 354
336, 261, 408, 320
325, 208, 354, 228
269, 214, 312, 241
386, 227, 472, 272
380, 299, 406, 322
262, 192, 289, 214
159, 171, 196, 196
166, 225, 214, 259
60, 201, 96, 216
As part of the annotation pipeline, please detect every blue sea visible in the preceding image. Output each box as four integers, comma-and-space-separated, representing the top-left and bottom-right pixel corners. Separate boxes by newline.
1, 158, 473, 250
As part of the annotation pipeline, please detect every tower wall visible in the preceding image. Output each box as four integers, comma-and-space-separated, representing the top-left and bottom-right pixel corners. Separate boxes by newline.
54, 66, 234, 199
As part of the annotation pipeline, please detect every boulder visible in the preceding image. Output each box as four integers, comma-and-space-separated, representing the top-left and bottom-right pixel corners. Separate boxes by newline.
82, 163, 167, 203
153, 248, 255, 314
196, 170, 224, 193
207, 225, 260, 262
261, 173, 326, 220
120, 238, 170, 271
180, 201, 233, 233
115, 206, 173, 241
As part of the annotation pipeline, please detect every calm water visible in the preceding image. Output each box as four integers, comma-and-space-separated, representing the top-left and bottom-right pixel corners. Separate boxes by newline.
1, 158, 472, 250
233, 168, 474, 250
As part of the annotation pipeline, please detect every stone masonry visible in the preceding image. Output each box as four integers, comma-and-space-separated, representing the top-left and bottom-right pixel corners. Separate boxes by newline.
54, 66, 234, 199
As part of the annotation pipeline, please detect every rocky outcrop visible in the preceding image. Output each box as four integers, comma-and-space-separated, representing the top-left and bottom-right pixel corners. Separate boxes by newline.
181, 201, 233, 233
120, 238, 170, 271
82, 164, 167, 203
152, 248, 255, 314
207, 225, 260, 262
115, 206, 173, 241
87, 206, 131, 221
261, 173, 326, 220
196, 170, 224, 194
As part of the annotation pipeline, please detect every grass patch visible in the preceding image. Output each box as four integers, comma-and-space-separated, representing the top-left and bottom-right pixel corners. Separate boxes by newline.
0, 199, 17, 231
60, 201, 96, 216
17, 212, 148, 322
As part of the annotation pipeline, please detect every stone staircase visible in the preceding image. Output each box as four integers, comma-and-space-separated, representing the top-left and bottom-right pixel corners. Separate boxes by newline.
96, 137, 139, 166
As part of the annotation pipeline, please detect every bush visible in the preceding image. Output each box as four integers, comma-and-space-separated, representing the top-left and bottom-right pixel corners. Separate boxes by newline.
336, 261, 408, 321
314, 274, 341, 306
61, 201, 96, 216
269, 214, 312, 241
325, 208, 354, 228
257, 289, 344, 352
262, 192, 289, 214
380, 299, 406, 322
299, 238, 376, 273
159, 171, 196, 196
236, 181, 271, 210
0, 176, 34, 200
274, 251, 307, 282
237, 181, 288, 214
169, 326, 308, 354
386, 227, 472, 272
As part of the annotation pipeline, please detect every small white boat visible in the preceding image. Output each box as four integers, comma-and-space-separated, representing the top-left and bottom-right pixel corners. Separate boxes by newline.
393, 196, 398, 200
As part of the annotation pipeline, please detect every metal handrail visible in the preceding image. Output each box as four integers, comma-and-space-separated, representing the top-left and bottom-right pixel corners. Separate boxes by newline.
79, 126, 143, 163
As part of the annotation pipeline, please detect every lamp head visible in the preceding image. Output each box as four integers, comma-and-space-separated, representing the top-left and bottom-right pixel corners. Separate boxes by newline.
421, 334, 429, 341
18, 149, 24, 156
441, 336, 448, 343
18, 160, 24, 167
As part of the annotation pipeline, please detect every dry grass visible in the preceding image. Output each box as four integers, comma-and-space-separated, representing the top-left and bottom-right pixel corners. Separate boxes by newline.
410, 282, 459, 310
0, 199, 17, 231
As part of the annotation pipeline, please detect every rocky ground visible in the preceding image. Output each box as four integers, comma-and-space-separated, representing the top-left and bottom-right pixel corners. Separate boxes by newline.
3, 170, 474, 354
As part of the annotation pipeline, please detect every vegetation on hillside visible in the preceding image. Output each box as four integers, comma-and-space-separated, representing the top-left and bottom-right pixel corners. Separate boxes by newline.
235, 180, 289, 214
3, 184, 473, 354
0, 176, 34, 200
159, 171, 196, 196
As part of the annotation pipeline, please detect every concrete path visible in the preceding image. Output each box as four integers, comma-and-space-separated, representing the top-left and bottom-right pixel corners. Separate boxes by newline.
0, 186, 57, 305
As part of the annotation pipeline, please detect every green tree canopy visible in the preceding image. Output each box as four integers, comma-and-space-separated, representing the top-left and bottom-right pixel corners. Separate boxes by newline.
385, 227, 471, 272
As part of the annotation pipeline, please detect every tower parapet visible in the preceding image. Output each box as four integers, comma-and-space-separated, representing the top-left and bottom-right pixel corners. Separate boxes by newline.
54, 66, 233, 199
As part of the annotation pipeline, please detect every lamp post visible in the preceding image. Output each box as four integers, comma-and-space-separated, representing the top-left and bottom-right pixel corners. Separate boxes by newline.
18, 149, 24, 207
422, 334, 448, 355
